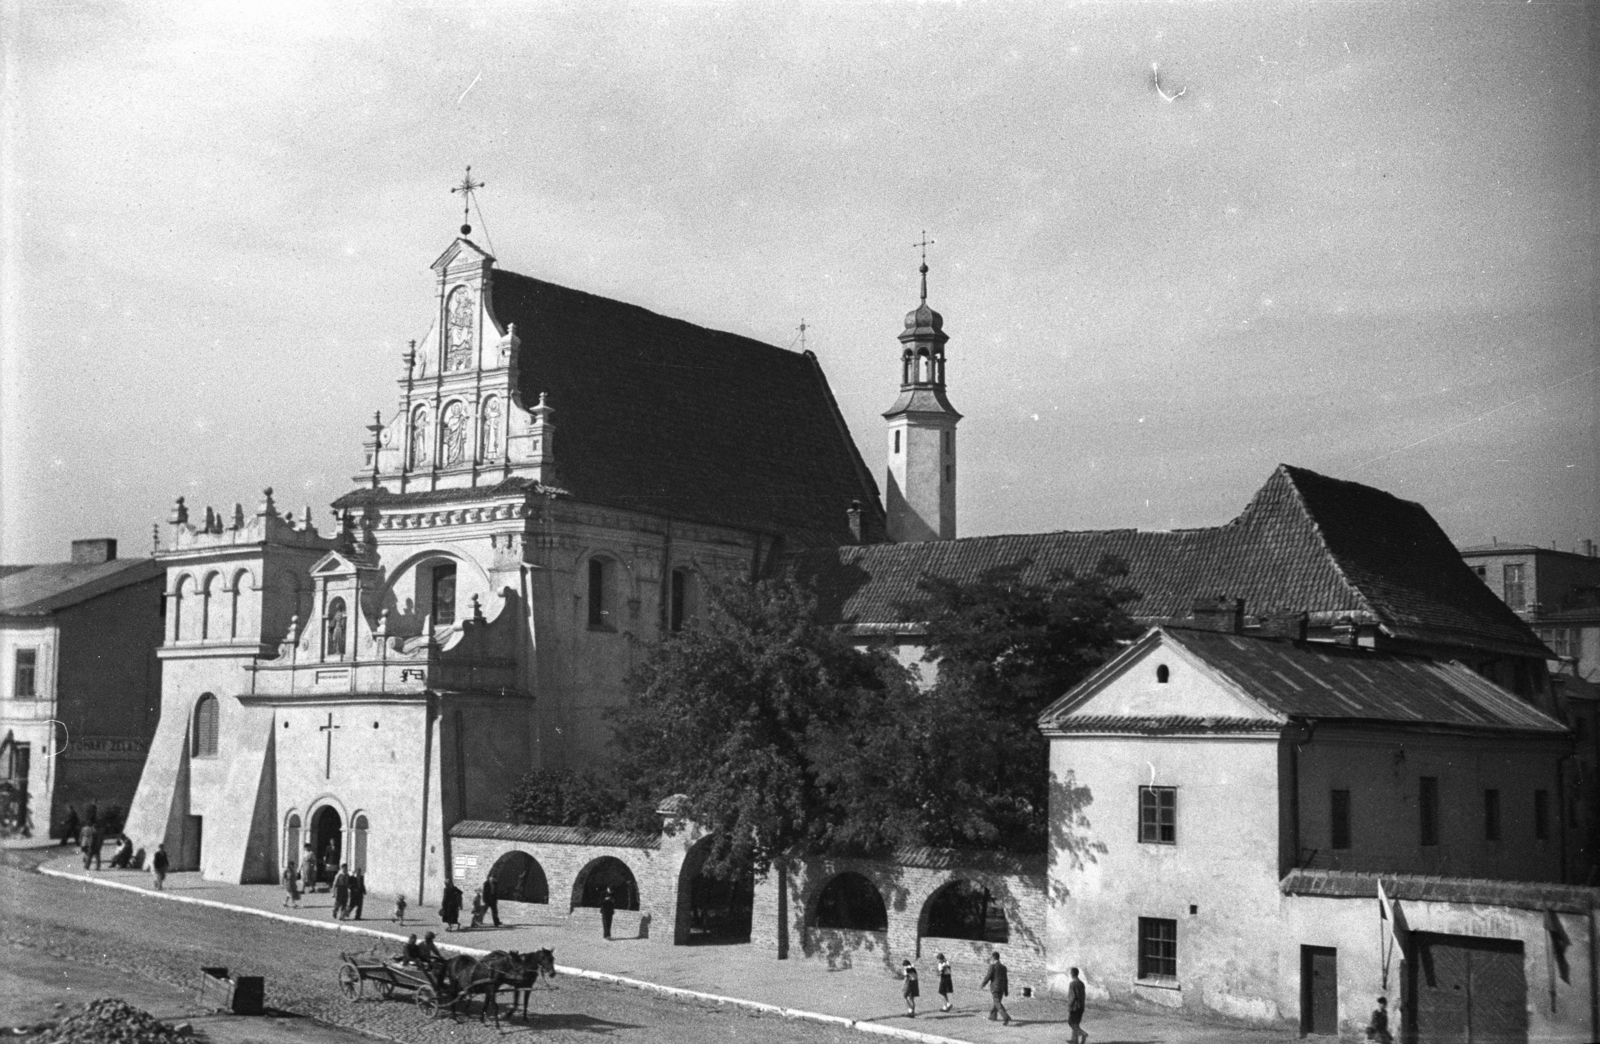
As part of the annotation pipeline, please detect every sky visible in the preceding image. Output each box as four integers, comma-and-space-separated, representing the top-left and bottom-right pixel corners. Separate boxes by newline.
3, 0, 1596, 564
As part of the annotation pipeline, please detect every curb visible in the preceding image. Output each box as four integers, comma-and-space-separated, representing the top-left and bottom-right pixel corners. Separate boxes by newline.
38, 865, 972, 1044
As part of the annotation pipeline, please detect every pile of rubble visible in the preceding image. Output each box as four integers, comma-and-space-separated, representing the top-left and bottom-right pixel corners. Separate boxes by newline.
15, 999, 191, 1043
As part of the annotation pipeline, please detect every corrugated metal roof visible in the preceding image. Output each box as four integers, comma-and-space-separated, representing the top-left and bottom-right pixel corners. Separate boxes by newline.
784, 465, 1545, 659
1047, 715, 1283, 735
1282, 869, 1600, 913
449, 819, 660, 850
0, 558, 162, 616
1168, 628, 1567, 734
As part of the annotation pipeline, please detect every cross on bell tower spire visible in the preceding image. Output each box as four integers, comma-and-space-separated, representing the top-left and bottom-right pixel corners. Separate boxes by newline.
451, 166, 485, 237
913, 231, 934, 303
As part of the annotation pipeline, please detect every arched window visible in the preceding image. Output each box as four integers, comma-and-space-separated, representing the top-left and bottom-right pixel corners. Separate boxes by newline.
409, 406, 430, 469
489, 851, 550, 904
813, 872, 887, 931
202, 573, 222, 640
352, 814, 368, 873
430, 563, 457, 627
480, 396, 503, 461
1156, 664, 1170, 684
229, 582, 242, 640
285, 813, 301, 867
924, 880, 1009, 942
670, 568, 694, 633
324, 597, 348, 659
588, 557, 615, 630
172, 575, 192, 642
192, 694, 219, 758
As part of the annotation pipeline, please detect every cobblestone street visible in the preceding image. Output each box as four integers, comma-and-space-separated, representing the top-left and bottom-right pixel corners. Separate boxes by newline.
0, 847, 856, 1043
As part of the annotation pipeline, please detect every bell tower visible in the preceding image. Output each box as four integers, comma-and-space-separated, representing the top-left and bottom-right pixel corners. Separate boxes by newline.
883, 242, 960, 542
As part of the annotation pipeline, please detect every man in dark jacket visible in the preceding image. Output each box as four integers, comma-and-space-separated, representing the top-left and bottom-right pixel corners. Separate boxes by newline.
980, 952, 1011, 1025
349, 870, 366, 920
150, 843, 169, 891
481, 874, 500, 927
600, 887, 616, 940
440, 881, 463, 931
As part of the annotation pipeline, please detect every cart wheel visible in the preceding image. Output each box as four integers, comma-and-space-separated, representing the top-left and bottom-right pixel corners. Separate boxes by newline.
376, 980, 395, 1000
338, 964, 360, 999
416, 985, 439, 1018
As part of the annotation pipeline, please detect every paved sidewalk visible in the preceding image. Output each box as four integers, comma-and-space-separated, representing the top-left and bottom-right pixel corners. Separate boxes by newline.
40, 856, 1300, 1044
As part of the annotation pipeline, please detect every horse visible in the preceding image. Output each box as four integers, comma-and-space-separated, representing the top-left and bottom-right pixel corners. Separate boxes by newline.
443, 949, 556, 1026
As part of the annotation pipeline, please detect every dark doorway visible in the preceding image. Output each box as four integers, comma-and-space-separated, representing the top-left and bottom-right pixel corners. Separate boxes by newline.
925, 880, 1009, 943
310, 806, 342, 886
179, 814, 203, 871
576, 857, 638, 910
489, 851, 550, 904
1300, 945, 1337, 1036
813, 872, 887, 932
1410, 933, 1527, 1044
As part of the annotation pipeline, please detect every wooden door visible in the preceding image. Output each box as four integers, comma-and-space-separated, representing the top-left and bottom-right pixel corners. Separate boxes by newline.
1411, 933, 1527, 1044
1301, 946, 1338, 1036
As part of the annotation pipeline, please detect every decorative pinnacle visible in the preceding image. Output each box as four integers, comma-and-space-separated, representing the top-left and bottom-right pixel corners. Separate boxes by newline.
451, 166, 485, 236
913, 231, 934, 302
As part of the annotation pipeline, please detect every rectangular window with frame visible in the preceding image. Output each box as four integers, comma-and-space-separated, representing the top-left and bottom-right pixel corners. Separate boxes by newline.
1419, 776, 1440, 846
1503, 563, 1526, 610
1483, 789, 1500, 841
1137, 917, 1178, 981
1139, 786, 1176, 844
1534, 789, 1550, 841
1330, 789, 1351, 850
12, 649, 37, 699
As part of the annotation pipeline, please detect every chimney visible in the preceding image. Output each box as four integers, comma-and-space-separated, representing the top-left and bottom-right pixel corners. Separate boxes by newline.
847, 500, 863, 544
1189, 595, 1245, 634
70, 538, 117, 564
1585, 539, 1596, 558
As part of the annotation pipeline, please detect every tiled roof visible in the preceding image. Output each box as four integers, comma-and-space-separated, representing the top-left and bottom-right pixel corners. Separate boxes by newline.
1282, 869, 1600, 913
1537, 605, 1600, 624
476, 271, 885, 549
784, 465, 1545, 659
883, 847, 1045, 875
449, 819, 660, 850
1046, 715, 1283, 735
0, 558, 162, 616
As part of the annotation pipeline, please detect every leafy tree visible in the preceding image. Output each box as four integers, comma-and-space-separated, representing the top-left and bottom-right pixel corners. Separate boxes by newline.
896, 555, 1142, 851
504, 769, 628, 830
607, 577, 921, 881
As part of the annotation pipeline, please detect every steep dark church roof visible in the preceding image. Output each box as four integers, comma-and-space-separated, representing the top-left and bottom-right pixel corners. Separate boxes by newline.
785, 465, 1546, 659
485, 270, 885, 549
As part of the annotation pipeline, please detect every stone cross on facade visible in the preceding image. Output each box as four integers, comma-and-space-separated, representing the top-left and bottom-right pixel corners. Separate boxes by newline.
318, 713, 341, 779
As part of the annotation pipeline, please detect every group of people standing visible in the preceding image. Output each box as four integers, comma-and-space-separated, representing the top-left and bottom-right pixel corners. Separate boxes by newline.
436, 875, 502, 931
897, 954, 1088, 1040
280, 846, 365, 918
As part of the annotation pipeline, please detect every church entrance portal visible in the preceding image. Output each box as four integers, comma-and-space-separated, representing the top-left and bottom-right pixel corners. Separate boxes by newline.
310, 806, 342, 886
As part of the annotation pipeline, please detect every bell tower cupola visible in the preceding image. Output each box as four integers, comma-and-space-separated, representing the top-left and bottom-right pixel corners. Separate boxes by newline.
883, 236, 961, 542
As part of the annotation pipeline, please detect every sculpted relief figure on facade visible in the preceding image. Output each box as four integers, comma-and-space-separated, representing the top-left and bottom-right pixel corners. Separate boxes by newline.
445, 287, 474, 372
441, 401, 469, 466
480, 396, 503, 460
410, 406, 430, 469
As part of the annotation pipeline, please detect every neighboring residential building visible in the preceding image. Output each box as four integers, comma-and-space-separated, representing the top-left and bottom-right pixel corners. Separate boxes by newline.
0, 540, 163, 839
1037, 625, 1594, 1041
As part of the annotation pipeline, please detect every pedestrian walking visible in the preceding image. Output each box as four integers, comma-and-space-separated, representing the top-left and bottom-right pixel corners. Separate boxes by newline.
980, 952, 1011, 1025
150, 843, 169, 891
440, 880, 462, 932
283, 859, 301, 907
78, 821, 98, 870
599, 886, 616, 939
1366, 996, 1394, 1044
469, 887, 486, 929
1067, 966, 1088, 1044
61, 807, 80, 847
900, 959, 920, 1017
332, 863, 351, 920
481, 874, 500, 926
300, 846, 318, 897
349, 870, 366, 920
935, 953, 954, 1012
393, 892, 408, 925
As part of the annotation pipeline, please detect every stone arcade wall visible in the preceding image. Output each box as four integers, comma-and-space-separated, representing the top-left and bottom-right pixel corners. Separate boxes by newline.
449, 820, 1049, 989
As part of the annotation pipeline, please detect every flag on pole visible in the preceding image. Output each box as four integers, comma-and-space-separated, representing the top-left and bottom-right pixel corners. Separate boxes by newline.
1546, 909, 1571, 984
1378, 879, 1410, 956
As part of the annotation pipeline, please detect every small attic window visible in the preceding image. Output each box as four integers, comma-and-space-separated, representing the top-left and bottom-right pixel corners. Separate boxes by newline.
1156, 664, 1170, 684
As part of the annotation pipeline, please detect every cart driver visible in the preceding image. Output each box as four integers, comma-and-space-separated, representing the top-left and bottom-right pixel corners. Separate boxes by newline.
399, 934, 421, 964
418, 931, 445, 970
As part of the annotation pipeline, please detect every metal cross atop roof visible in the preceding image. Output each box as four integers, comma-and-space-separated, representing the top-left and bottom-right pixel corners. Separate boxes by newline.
913, 231, 935, 301
452, 166, 485, 236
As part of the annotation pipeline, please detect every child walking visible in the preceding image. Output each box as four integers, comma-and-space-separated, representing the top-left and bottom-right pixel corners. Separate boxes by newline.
393, 893, 408, 925
935, 953, 954, 1012
282, 859, 301, 908
901, 959, 920, 1018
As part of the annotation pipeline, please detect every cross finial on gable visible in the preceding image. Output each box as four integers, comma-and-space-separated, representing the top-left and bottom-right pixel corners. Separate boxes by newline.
451, 166, 485, 237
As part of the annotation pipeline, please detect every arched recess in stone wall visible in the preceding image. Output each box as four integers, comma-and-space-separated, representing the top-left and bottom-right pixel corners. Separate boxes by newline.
920, 878, 1010, 943
571, 855, 640, 911
488, 850, 550, 904
677, 834, 753, 943
810, 871, 888, 931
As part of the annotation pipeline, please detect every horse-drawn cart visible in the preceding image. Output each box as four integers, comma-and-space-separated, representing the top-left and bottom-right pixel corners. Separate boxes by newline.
337, 950, 457, 1017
